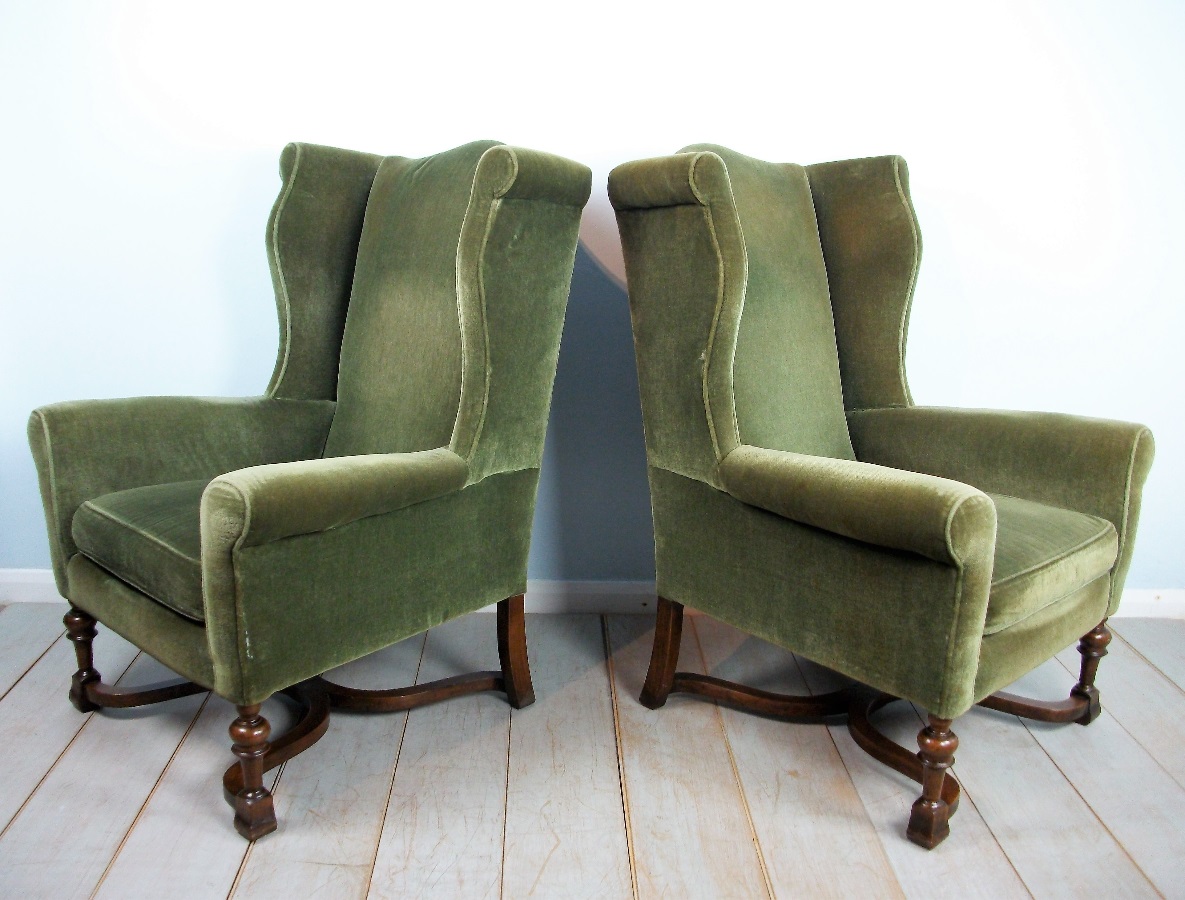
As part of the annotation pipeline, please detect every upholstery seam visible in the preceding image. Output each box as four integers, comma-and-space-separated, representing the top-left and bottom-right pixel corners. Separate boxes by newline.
1113, 426, 1150, 608
265, 143, 302, 398
937, 494, 974, 713
33, 411, 64, 579
892, 156, 920, 407
76, 500, 202, 565
987, 517, 1115, 589
694, 152, 744, 461
982, 573, 1112, 636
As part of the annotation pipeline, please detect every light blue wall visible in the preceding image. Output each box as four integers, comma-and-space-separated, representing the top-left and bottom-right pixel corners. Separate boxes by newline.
1, 1, 1181, 589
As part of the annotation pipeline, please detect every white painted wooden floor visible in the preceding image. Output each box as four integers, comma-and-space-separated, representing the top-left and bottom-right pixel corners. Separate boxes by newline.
0, 603, 1182, 899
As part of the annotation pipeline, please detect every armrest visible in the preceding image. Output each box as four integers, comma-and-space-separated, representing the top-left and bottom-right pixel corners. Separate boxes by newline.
201, 447, 469, 548
717, 444, 996, 566
847, 406, 1154, 614
28, 395, 335, 592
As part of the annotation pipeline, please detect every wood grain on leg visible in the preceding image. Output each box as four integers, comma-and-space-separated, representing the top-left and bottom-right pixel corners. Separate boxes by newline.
906, 716, 957, 849
63, 606, 101, 712
228, 704, 276, 841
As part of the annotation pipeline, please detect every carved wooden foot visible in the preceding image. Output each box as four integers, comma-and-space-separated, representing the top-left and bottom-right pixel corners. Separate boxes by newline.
907, 716, 958, 849
1071, 620, 1110, 726
640, 596, 683, 709
63, 607, 101, 712
229, 704, 277, 841
498, 594, 535, 708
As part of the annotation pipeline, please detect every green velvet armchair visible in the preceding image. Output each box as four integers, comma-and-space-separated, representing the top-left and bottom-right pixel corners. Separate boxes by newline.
608, 145, 1154, 848
29, 140, 591, 839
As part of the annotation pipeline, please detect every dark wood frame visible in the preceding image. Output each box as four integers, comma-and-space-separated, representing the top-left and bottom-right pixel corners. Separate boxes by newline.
641, 596, 1110, 849
62, 594, 534, 841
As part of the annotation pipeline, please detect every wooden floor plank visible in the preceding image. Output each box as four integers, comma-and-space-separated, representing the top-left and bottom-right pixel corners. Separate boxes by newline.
366, 615, 511, 900
1058, 633, 1185, 790
0, 626, 140, 831
947, 704, 1156, 896
794, 657, 1028, 899
0, 654, 207, 899
231, 634, 427, 900
1012, 657, 1185, 897
606, 614, 769, 900
92, 692, 295, 899
691, 618, 904, 899
0, 603, 67, 700
1110, 618, 1185, 690
502, 615, 633, 900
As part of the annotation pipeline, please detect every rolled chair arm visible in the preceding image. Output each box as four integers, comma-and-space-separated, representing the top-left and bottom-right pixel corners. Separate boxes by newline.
201, 447, 470, 549
490, 146, 592, 208
609, 150, 734, 211
28, 395, 336, 593
717, 444, 997, 567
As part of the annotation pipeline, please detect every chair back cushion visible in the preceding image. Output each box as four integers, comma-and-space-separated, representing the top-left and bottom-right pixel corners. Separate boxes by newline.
324, 141, 499, 457
685, 145, 855, 461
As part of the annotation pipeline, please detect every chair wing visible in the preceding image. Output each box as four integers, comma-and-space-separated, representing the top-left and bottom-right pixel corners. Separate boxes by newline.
266, 142, 383, 401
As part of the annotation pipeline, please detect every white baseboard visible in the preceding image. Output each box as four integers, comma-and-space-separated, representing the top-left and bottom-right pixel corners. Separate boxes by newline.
1110, 589, 1185, 618
0, 569, 62, 603
2, 569, 1181, 618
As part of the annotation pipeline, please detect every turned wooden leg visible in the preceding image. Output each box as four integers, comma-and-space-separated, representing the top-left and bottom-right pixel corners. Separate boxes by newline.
907, 715, 958, 849
640, 596, 684, 709
63, 606, 100, 713
497, 594, 535, 709
229, 704, 277, 840
1071, 620, 1110, 726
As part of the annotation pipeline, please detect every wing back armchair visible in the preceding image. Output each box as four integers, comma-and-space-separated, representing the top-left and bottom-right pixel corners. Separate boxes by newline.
30, 140, 591, 839
608, 145, 1153, 848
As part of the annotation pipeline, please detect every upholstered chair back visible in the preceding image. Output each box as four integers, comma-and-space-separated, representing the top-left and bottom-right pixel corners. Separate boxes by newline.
806, 156, 921, 412
265, 143, 384, 401
683, 145, 856, 463
265, 140, 583, 483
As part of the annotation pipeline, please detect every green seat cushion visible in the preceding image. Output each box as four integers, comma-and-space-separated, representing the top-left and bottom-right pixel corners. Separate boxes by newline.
984, 493, 1117, 635
71, 480, 208, 622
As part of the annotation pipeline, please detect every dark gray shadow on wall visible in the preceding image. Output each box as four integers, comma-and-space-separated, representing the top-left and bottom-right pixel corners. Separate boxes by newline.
530, 243, 655, 581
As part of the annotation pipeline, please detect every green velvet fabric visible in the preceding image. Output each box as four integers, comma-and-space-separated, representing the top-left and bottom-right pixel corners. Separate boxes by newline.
67, 554, 215, 689
28, 396, 335, 594
612, 145, 1154, 720
806, 156, 920, 412
985, 493, 1116, 634
70, 447, 469, 623
719, 444, 992, 565
325, 143, 496, 457
30, 141, 589, 707
848, 406, 1154, 616
651, 467, 995, 719
266, 143, 383, 401
975, 575, 1111, 699
611, 166, 728, 486
72, 479, 207, 621
204, 469, 539, 705
682, 145, 854, 461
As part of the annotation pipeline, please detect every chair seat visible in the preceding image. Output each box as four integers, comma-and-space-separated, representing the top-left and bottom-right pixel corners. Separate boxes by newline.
984, 493, 1117, 635
72, 479, 209, 622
